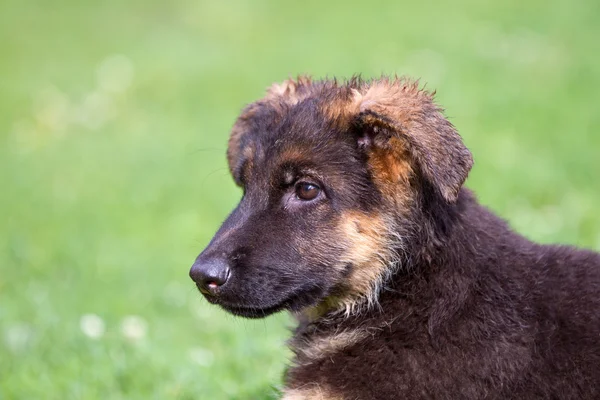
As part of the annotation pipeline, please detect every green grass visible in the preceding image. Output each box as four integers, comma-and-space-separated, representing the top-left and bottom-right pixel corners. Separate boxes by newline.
1, 0, 599, 398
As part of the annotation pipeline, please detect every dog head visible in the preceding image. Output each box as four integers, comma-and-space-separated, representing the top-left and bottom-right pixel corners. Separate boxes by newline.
189, 76, 473, 318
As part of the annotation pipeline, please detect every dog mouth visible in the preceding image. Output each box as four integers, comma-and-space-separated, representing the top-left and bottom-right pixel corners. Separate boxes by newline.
201, 284, 327, 319
217, 301, 290, 318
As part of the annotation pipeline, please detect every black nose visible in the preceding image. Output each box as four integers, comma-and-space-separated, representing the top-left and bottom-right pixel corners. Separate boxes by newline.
189, 258, 231, 295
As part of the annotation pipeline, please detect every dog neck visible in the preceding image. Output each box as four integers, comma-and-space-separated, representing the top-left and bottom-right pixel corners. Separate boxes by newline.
290, 188, 526, 354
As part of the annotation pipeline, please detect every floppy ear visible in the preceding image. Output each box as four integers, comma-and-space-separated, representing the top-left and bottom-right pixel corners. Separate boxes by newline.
353, 79, 473, 203
227, 76, 315, 183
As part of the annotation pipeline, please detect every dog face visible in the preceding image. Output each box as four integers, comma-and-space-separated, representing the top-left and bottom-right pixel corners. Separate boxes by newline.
189, 77, 473, 318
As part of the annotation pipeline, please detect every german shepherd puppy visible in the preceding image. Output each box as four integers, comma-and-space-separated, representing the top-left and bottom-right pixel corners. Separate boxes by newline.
189, 77, 600, 399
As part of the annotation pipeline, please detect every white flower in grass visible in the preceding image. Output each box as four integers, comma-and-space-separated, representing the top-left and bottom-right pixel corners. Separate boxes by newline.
4, 323, 34, 353
80, 314, 105, 339
121, 315, 148, 341
188, 347, 214, 367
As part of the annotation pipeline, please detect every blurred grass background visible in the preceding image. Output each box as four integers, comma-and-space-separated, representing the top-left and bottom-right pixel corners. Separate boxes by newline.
0, 0, 599, 399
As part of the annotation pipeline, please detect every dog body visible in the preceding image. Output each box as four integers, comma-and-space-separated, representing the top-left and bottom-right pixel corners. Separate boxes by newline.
284, 190, 600, 399
190, 77, 600, 399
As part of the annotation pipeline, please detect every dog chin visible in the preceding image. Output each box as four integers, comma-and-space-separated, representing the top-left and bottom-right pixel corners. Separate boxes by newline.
218, 302, 288, 319
206, 285, 328, 319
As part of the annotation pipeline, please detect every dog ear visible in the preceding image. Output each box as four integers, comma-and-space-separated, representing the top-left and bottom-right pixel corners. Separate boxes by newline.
352, 79, 473, 203
227, 76, 315, 184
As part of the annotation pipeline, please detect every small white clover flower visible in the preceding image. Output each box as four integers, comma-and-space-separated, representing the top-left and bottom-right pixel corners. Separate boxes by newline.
120, 315, 148, 341
80, 314, 105, 339
4, 323, 34, 353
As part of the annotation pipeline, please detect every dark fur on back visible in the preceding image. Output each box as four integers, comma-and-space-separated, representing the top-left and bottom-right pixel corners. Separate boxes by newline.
189, 76, 600, 399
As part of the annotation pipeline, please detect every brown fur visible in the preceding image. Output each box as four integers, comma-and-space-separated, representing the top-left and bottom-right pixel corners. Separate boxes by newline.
366, 136, 414, 203
335, 212, 397, 314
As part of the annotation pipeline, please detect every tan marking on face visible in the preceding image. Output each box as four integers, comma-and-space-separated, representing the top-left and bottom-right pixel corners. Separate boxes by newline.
278, 146, 310, 164
299, 211, 401, 318
338, 213, 393, 312
282, 386, 344, 400
340, 213, 387, 268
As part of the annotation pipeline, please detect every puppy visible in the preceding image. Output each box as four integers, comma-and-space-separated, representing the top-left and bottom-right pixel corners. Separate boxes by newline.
189, 76, 600, 399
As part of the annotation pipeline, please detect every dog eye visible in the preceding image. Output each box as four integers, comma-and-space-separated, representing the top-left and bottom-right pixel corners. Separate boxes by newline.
295, 182, 320, 201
